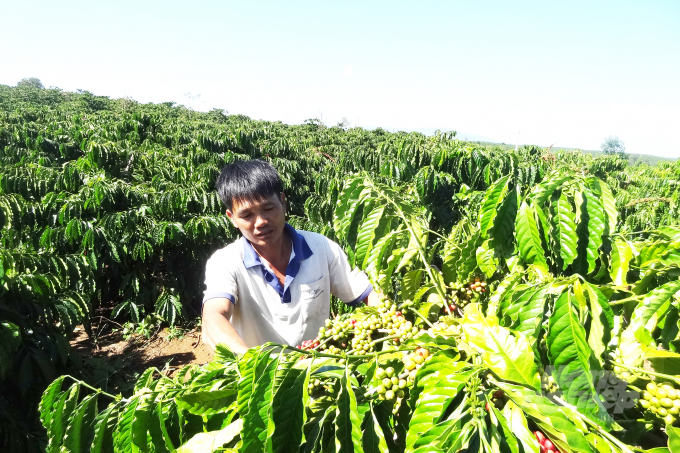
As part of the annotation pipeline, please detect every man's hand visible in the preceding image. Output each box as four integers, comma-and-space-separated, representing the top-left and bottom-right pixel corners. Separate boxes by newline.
202, 298, 249, 355
364, 289, 387, 307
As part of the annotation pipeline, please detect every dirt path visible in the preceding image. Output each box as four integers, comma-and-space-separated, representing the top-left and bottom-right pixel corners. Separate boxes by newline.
69, 317, 213, 391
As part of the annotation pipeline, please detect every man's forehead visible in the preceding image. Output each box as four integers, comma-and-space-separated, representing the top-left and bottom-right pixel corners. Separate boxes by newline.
231, 194, 281, 212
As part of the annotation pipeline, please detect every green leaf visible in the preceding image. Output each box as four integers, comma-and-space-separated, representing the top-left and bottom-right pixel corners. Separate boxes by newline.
574, 187, 606, 275
47, 383, 80, 453
490, 404, 519, 453
530, 172, 570, 205
515, 201, 548, 273
91, 403, 119, 453
335, 182, 370, 241
241, 351, 278, 452
401, 269, 423, 302
335, 367, 364, 453
40, 376, 66, 429
547, 291, 612, 429
362, 404, 389, 453
496, 381, 594, 453
134, 368, 157, 394
176, 419, 243, 453
501, 401, 539, 453
365, 231, 398, 286
626, 280, 680, 334
237, 348, 269, 422
479, 175, 510, 238
476, 239, 498, 278
131, 393, 155, 452
554, 193, 578, 270
487, 269, 524, 317
397, 217, 428, 272
492, 185, 519, 251
354, 205, 385, 269
590, 178, 617, 235
114, 396, 140, 453
62, 393, 98, 453
176, 390, 237, 416
412, 420, 462, 452
584, 283, 614, 365
269, 361, 310, 453
405, 371, 471, 452
148, 402, 174, 453
500, 285, 547, 337
645, 349, 680, 376
668, 425, 680, 452
461, 306, 541, 389
455, 233, 481, 283
609, 238, 633, 286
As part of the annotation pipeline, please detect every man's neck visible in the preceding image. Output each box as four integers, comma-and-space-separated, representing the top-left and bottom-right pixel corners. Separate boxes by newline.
251, 229, 292, 272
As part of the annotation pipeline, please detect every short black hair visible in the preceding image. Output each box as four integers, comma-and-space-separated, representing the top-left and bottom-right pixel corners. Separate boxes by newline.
215, 159, 283, 211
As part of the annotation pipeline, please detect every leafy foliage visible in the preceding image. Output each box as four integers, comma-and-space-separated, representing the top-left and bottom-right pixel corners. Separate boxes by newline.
3, 84, 680, 451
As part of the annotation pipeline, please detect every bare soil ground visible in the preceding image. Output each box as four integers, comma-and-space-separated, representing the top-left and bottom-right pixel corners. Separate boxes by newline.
69, 317, 213, 392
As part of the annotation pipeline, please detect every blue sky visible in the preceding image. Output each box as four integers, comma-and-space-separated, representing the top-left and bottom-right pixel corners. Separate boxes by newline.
1, 0, 679, 157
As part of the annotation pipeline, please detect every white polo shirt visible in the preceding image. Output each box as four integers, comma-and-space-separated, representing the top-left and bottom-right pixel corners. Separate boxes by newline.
202, 223, 372, 347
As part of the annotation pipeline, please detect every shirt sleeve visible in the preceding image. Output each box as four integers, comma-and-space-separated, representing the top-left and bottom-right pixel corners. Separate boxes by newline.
203, 250, 239, 306
324, 237, 372, 305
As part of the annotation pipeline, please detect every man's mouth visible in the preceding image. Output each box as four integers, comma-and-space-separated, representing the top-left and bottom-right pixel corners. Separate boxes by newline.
255, 229, 273, 239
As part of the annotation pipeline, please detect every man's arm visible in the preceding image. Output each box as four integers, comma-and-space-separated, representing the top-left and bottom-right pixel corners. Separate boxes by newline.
202, 298, 249, 354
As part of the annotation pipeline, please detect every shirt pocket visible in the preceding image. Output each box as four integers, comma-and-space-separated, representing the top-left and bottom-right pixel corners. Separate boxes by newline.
299, 274, 327, 302
298, 274, 329, 323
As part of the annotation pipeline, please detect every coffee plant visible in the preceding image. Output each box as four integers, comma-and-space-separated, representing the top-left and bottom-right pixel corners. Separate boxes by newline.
2, 84, 680, 450
40, 167, 680, 452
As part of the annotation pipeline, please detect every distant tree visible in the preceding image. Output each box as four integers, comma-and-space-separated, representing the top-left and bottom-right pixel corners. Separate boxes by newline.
17, 77, 44, 88
207, 108, 229, 123
601, 136, 626, 156
303, 118, 326, 130
336, 117, 351, 130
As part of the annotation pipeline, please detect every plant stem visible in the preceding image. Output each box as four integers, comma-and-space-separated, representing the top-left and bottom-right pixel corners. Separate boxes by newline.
65, 375, 119, 400
552, 396, 640, 453
347, 334, 403, 355
368, 178, 449, 305
616, 363, 680, 385
408, 307, 435, 329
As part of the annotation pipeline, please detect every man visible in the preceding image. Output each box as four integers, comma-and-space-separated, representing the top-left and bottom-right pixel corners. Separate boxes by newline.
202, 159, 382, 354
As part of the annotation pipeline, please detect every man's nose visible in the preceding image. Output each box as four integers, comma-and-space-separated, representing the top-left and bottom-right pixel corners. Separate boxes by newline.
254, 215, 267, 227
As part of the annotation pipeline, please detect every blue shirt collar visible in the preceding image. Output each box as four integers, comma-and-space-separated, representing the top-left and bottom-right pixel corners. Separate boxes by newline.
242, 223, 313, 269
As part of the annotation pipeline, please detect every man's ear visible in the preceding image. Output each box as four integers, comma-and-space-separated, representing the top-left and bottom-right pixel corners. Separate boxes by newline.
279, 193, 287, 210
225, 209, 238, 228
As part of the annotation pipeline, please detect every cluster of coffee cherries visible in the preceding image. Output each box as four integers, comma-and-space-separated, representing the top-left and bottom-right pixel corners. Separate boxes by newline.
611, 357, 633, 382
349, 301, 421, 354
534, 431, 561, 453
640, 382, 680, 425
541, 373, 559, 395
318, 317, 352, 354
373, 366, 407, 401
402, 347, 430, 384
377, 299, 421, 341
299, 338, 320, 350
446, 278, 487, 312
430, 321, 462, 336
307, 378, 336, 396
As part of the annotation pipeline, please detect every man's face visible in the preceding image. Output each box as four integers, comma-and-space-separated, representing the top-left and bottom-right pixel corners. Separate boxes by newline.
226, 193, 287, 248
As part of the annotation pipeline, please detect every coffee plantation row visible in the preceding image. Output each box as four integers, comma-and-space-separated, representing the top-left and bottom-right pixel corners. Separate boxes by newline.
1, 84, 680, 451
